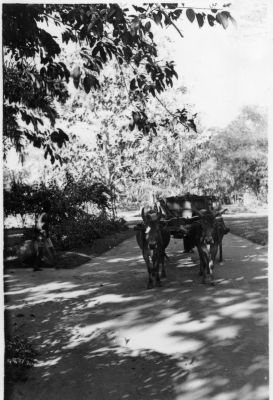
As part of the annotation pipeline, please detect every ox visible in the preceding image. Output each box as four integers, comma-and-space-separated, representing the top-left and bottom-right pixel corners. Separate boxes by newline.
186, 209, 228, 284
135, 207, 170, 289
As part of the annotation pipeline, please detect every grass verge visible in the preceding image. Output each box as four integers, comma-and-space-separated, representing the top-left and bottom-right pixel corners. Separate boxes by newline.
225, 216, 268, 246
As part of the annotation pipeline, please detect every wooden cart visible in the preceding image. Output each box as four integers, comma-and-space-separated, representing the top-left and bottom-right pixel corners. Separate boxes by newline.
158, 194, 222, 238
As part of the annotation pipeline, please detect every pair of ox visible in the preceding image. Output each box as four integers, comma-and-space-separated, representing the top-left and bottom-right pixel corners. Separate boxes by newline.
136, 206, 229, 288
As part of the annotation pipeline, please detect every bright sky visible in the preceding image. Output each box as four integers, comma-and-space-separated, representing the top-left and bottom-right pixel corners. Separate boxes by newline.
156, 0, 269, 127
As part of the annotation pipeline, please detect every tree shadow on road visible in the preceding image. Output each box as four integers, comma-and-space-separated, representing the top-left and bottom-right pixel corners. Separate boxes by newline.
4, 235, 268, 400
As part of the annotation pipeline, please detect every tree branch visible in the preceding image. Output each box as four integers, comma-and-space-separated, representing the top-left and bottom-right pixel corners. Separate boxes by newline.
154, 93, 176, 118
160, 8, 184, 38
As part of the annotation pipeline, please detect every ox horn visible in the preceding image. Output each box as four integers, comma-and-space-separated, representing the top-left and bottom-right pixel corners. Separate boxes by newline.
157, 206, 162, 220
141, 207, 147, 223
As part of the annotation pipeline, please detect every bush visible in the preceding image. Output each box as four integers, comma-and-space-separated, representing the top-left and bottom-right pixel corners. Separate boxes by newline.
5, 336, 37, 383
4, 176, 113, 227
51, 213, 128, 250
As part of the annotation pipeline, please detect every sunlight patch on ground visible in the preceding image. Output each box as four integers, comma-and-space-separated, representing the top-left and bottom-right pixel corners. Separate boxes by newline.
36, 356, 62, 368
6, 289, 97, 310
175, 257, 197, 268
207, 325, 240, 340
242, 254, 267, 263
213, 297, 238, 305
5, 288, 32, 295
5, 281, 78, 296
63, 320, 123, 350
245, 355, 268, 375
117, 313, 204, 355
106, 256, 142, 263
176, 384, 212, 400
218, 299, 262, 319
252, 275, 267, 280
25, 288, 97, 304
74, 293, 142, 310
175, 371, 233, 399
62, 308, 206, 355
175, 380, 268, 400
174, 319, 215, 333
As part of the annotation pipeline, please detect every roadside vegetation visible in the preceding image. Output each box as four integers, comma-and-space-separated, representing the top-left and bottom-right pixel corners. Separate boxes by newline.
226, 215, 268, 246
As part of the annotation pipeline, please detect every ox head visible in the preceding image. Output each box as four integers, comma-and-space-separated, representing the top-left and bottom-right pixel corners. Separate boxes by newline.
193, 208, 227, 246
141, 207, 163, 250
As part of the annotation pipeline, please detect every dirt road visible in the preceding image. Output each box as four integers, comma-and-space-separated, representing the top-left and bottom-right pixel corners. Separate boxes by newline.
4, 232, 268, 400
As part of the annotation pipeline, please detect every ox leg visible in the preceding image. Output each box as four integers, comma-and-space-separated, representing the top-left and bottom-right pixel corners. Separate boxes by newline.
143, 251, 153, 289
209, 244, 219, 285
219, 240, 223, 262
161, 253, 166, 278
154, 259, 162, 287
208, 259, 215, 285
197, 248, 206, 283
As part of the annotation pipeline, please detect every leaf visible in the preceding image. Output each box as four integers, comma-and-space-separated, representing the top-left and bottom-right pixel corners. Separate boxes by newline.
122, 31, 132, 46
137, 77, 145, 88
133, 5, 146, 13
107, 7, 116, 20
154, 12, 162, 25
196, 13, 204, 28
73, 77, 80, 89
207, 14, 215, 27
115, 6, 124, 23
188, 119, 197, 133
164, 14, 171, 26
40, 67, 46, 76
71, 66, 81, 88
99, 46, 107, 63
172, 9, 183, 19
186, 8, 195, 23
131, 18, 140, 35
145, 21, 151, 31
216, 12, 229, 29
130, 78, 136, 91
229, 15, 237, 27
83, 75, 92, 94
123, 46, 133, 62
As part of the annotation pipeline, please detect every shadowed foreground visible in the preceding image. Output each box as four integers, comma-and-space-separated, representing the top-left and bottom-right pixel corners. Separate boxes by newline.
4, 233, 268, 400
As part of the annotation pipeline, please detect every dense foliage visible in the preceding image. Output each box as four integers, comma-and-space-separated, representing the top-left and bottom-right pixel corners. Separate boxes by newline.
3, 3, 233, 159
5, 336, 37, 385
4, 171, 128, 249
4, 174, 111, 222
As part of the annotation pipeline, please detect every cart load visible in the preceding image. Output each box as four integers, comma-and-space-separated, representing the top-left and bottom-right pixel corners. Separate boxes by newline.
158, 194, 222, 238
159, 194, 221, 219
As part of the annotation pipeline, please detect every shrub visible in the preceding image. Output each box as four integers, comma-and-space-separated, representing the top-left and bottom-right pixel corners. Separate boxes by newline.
5, 336, 37, 383
51, 213, 128, 250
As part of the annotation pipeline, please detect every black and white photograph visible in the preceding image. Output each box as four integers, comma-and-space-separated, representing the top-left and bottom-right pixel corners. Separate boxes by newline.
2, 1, 270, 399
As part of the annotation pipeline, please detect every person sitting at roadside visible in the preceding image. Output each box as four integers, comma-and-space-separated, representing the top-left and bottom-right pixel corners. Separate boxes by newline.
33, 200, 56, 271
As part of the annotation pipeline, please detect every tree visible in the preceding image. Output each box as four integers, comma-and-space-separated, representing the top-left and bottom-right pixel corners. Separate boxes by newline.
195, 106, 268, 200
3, 3, 233, 160
54, 65, 202, 207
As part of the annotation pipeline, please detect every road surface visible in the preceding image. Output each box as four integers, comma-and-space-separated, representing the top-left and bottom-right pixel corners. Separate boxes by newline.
4, 232, 268, 400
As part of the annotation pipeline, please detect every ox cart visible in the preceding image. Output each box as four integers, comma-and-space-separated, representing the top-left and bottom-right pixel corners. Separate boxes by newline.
158, 194, 222, 239
134, 194, 229, 287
